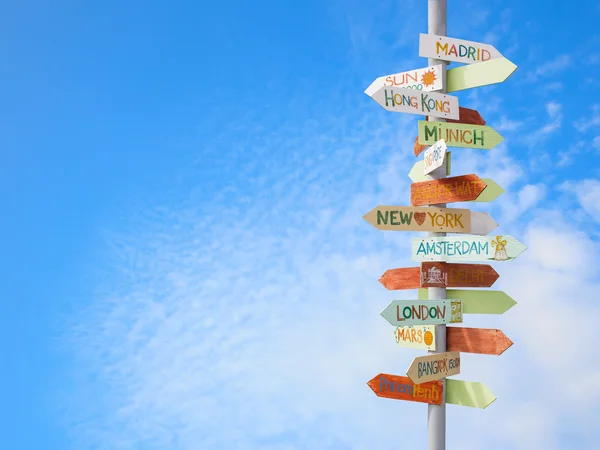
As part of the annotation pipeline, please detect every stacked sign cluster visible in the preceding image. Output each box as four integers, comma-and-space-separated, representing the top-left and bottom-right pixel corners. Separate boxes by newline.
363, 34, 525, 409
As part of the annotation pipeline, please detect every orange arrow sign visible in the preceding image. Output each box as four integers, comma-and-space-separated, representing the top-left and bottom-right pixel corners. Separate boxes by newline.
379, 263, 500, 290
447, 327, 513, 355
414, 107, 486, 156
411, 174, 487, 206
367, 373, 443, 405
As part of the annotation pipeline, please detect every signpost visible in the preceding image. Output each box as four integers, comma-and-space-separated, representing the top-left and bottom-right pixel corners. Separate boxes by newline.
424, 139, 447, 175
418, 121, 504, 150
394, 325, 437, 351
410, 174, 504, 206
446, 379, 496, 409
419, 33, 503, 65
367, 373, 443, 405
409, 152, 451, 182
371, 86, 460, 120
406, 351, 460, 384
412, 235, 526, 263
446, 327, 513, 355
363, 206, 497, 235
363, 1, 522, 446
380, 300, 463, 327
364, 64, 444, 96
379, 262, 500, 290
418, 289, 517, 314
447, 57, 518, 92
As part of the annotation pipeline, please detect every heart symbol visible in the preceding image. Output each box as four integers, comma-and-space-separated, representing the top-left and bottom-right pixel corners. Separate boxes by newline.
414, 212, 426, 225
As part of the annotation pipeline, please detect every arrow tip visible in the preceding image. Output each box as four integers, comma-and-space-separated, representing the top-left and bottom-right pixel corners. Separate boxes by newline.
497, 330, 514, 355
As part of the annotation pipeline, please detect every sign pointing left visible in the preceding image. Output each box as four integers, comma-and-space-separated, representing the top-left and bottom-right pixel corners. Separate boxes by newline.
370, 86, 460, 120
363, 205, 498, 235
364, 64, 443, 96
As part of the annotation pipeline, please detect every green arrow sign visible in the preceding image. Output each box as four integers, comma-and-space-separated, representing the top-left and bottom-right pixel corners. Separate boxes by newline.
474, 179, 504, 202
418, 121, 504, 150
447, 57, 517, 92
446, 379, 496, 409
418, 289, 516, 314
380, 300, 463, 326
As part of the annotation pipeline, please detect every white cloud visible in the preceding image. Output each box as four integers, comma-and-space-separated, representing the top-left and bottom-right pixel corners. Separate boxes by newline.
526, 54, 571, 82
562, 179, 600, 223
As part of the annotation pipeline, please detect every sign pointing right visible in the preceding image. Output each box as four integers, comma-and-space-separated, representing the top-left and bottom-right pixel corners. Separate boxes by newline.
418, 121, 504, 150
419, 33, 503, 65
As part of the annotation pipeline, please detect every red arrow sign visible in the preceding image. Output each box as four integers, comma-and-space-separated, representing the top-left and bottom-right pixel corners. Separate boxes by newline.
420, 262, 499, 288
447, 327, 513, 355
415, 107, 486, 156
367, 373, 443, 405
379, 263, 500, 290
411, 174, 486, 206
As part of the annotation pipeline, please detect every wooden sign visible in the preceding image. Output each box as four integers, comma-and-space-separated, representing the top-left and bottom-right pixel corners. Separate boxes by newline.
371, 86, 459, 120
394, 325, 437, 351
364, 64, 443, 96
406, 351, 460, 384
380, 300, 463, 326
409, 152, 451, 183
418, 121, 504, 150
424, 139, 447, 175
427, 106, 486, 126
412, 235, 526, 263
378, 262, 500, 290
418, 289, 517, 314
419, 33, 503, 65
367, 373, 443, 405
363, 206, 497, 235
446, 379, 496, 409
420, 262, 499, 288
415, 107, 487, 156
447, 327, 513, 355
447, 57, 518, 92
410, 174, 504, 206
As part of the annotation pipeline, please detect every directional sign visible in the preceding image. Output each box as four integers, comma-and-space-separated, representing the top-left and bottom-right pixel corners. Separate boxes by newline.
406, 351, 460, 384
418, 289, 517, 314
410, 174, 504, 206
363, 206, 497, 235
424, 139, 447, 175
420, 262, 500, 288
412, 235, 526, 263
394, 325, 437, 351
367, 373, 443, 405
447, 57, 518, 92
379, 262, 500, 290
446, 379, 496, 409
418, 121, 504, 150
371, 86, 459, 120
447, 327, 513, 355
419, 33, 503, 65
381, 300, 463, 327
409, 151, 451, 182
427, 106, 486, 126
364, 64, 443, 96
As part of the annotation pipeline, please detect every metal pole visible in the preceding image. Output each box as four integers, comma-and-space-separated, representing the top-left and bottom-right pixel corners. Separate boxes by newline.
426, 1, 447, 450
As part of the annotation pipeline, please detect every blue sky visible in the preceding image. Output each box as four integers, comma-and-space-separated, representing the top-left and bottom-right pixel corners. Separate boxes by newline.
2, 0, 600, 449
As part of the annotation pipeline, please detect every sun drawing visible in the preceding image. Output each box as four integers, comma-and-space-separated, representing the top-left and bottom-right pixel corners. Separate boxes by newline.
424, 330, 434, 346
421, 69, 437, 87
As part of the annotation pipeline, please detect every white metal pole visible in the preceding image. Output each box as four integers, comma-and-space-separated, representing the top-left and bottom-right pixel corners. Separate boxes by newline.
426, 1, 447, 450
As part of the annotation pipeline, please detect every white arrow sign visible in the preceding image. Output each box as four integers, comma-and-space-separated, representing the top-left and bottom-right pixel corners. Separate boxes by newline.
424, 139, 447, 175
409, 152, 451, 182
411, 235, 526, 262
419, 33, 503, 65
364, 65, 443, 97
371, 86, 459, 120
